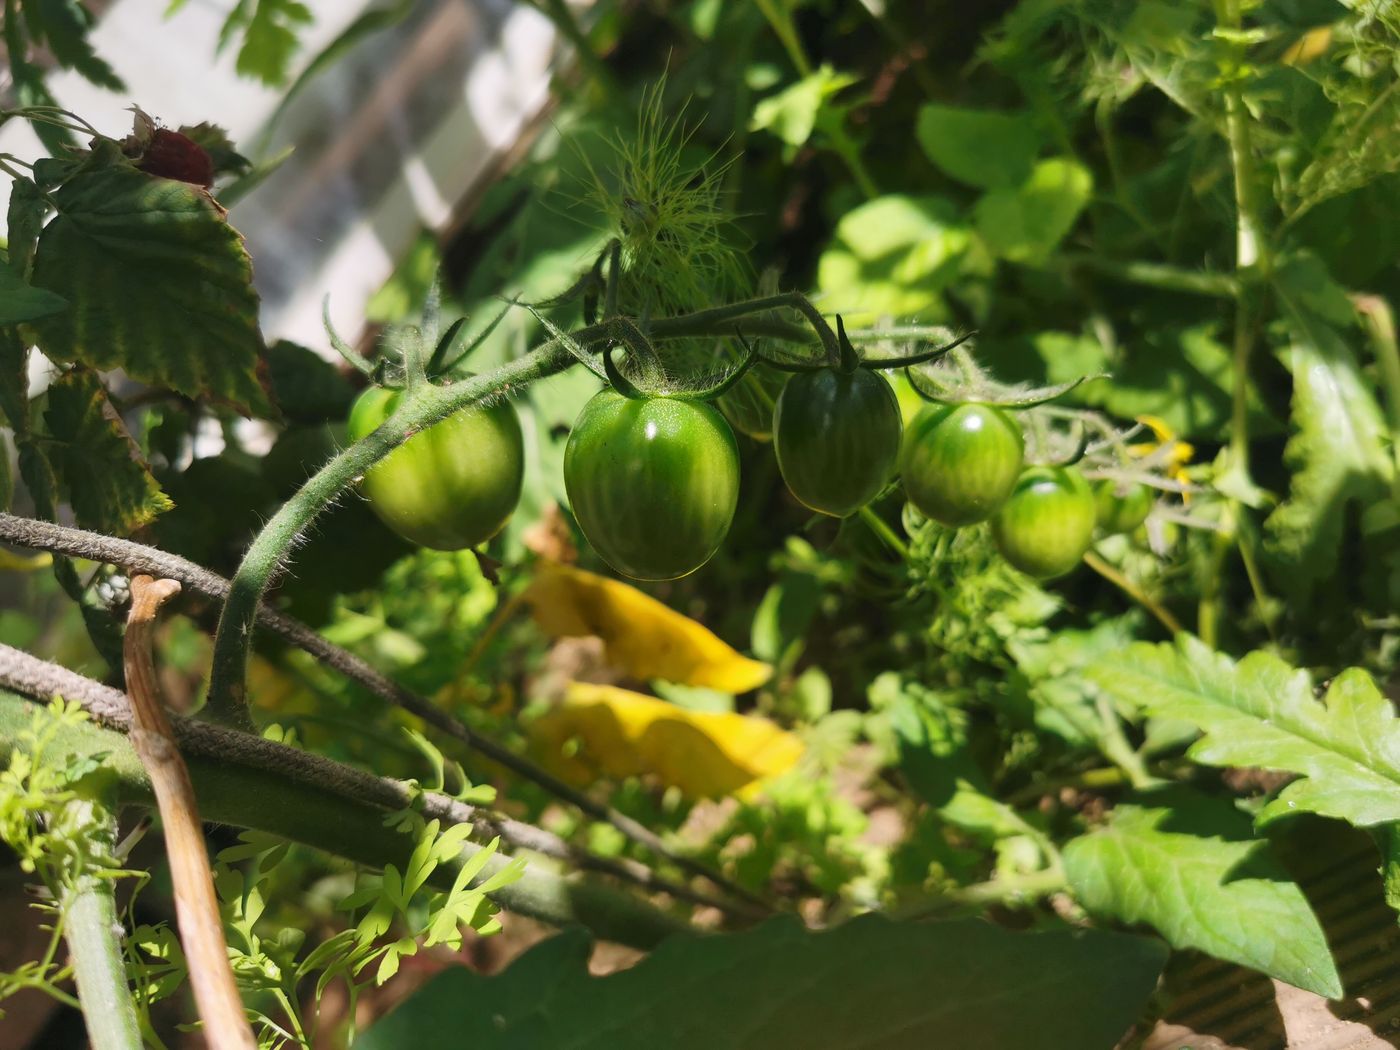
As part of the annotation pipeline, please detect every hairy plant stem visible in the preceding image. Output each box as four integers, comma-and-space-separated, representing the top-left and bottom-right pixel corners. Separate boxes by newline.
1058, 253, 1240, 299
894, 868, 1069, 921
61, 797, 142, 1050
0, 516, 761, 917
857, 505, 909, 560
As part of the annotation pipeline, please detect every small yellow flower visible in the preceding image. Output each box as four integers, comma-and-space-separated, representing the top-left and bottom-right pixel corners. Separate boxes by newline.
1130, 415, 1194, 502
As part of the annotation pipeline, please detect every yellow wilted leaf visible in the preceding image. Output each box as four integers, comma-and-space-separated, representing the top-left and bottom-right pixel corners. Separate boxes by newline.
530, 682, 803, 799
523, 562, 771, 693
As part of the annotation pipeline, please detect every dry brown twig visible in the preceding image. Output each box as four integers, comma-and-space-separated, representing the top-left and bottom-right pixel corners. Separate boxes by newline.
123, 575, 257, 1050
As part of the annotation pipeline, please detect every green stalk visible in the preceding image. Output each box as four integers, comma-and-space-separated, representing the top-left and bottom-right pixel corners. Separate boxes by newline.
1059, 253, 1239, 299
753, 0, 811, 76
1356, 295, 1400, 498
857, 505, 909, 560
206, 344, 573, 722
60, 798, 142, 1050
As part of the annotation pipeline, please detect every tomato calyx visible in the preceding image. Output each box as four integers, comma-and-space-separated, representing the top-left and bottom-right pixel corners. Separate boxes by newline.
599, 328, 758, 403
755, 315, 974, 376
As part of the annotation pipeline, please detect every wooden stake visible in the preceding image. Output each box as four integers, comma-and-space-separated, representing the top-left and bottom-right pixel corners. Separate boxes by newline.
123, 575, 256, 1050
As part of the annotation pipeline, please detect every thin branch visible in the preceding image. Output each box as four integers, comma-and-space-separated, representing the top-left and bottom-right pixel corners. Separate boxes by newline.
0, 638, 740, 916
1082, 550, 1184, 635
0, 650, 687, 949
0, 513, 769, 915
124, 577, 257, 1050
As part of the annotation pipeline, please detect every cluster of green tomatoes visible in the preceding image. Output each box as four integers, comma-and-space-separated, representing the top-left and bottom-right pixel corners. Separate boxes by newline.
347, 326, 1155, 583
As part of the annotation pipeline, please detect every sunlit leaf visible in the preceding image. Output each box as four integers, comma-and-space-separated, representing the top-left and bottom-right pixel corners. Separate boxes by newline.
751, 66, 860, 148
1065, 789, 1341, 997
975, 158, 1092, 264
529, 681, 802, 799
523, 562, 771, 692
1088, 635, 1400, 828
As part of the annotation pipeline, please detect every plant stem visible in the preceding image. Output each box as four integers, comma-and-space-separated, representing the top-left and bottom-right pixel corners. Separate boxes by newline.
535, 0, 617, 95
1004, 766, 1130, 808
857, 505, 909, 560
1094, 695, 1161, 791
894, 867, 1068, 921
0, 671, 690, 949
61, 798, 142, 1050
125, 577, 256, 1050
1059, 253, 1239, 299
1355, 294, 1400, 498
1082, 550, 1182, 635
753, 0, 811, 76
0, 514, 764, 915
206, 344, 573, 723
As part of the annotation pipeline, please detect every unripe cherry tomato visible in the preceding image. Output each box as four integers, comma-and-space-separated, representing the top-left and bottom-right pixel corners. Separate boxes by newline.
773, 368, 902, 517
899, 403, 1024, 525
992, 465, 1096, 579
564, 390, 739, 581
1094, 479, 1155, 535
347, 387, 523, 551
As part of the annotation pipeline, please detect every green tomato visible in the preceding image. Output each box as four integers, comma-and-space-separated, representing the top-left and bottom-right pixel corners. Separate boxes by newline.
992, 466, 1096, 579
564, 390, 740, 581
899, 403, 1024, 526
1094, 479, 1155, 535
773, 368, 902, 517
346, 386, 524, 551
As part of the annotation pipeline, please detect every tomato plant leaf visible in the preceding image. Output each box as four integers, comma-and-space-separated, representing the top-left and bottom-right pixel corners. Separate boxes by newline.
975, 158, 1093, 264
29, 166, 273, 417
41, 368, 173, 535
358, 915, 1166, 1050
1088, 635, 1400, 827
915, 104, 1040, 189
1064, 789, 1341, 997
1263, 267, 1392, 604
219, 0, 315, 85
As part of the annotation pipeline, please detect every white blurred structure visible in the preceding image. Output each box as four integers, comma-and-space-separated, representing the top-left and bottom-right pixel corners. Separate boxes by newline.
0, 0, 566, 353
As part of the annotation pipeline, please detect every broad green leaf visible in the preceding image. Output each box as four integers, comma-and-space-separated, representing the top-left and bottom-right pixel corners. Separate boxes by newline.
0, 265, 68, 325
1065, 790, 1341, 997
1088, 635, 1400, 828
915, 104, 1040, 189
41, 368, 173, 534
975, 158, 1093, 264
529, 681, 802, 800
1264, 273, 1392, 603
816, 195, 978, 324
20, 0, 124, 89
29, 166, 272, 416
523, 562, 771, 692
751, 66, 860, 148
359, 915, 1166, 1050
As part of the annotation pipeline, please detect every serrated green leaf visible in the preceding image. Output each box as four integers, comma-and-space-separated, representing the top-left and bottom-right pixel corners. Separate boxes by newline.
1065, 790, 1341, 997
915, 104, 1040, 189
359, 915, 1166, 1050
0, 265, 68, 325
1263, 281, 1391, 603
975, 158, 1093, 264
1088, 635, 1400, 828
42, 368, 173, 534
29, 166, 272, 416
